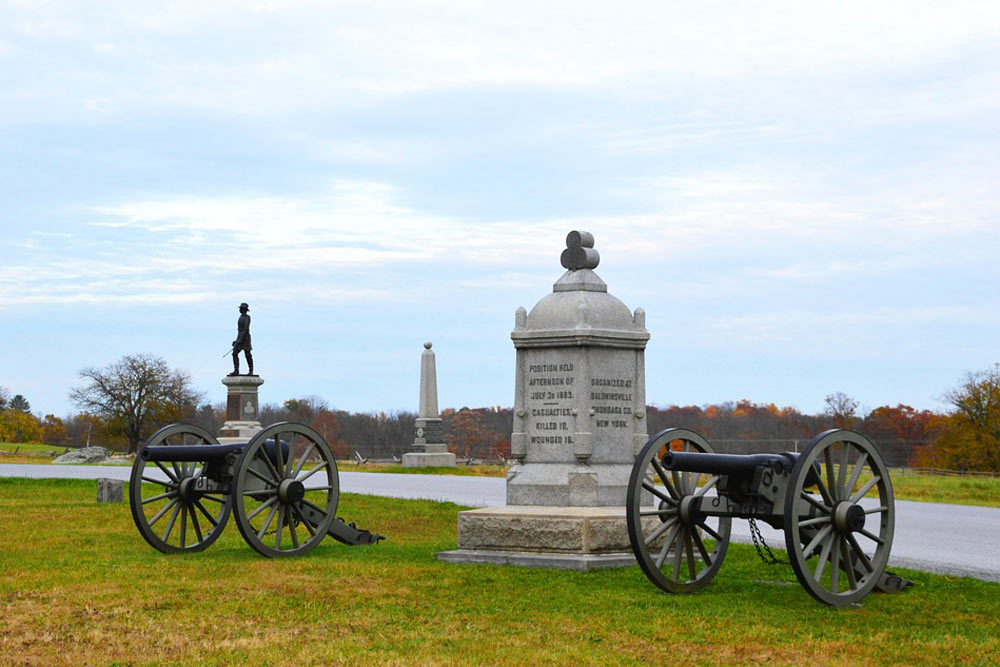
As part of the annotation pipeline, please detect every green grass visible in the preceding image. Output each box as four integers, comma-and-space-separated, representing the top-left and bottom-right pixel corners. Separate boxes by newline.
888, 470, 1000, 508
0, 442, 70, 456
0, 479, 998, 665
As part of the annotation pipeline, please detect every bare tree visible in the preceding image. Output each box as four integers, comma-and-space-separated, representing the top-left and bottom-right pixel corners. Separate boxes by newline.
824, 392, 859, 430
70, 354, 203, 453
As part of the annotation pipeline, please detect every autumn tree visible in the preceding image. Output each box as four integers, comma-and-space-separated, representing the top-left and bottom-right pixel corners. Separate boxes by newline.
0, 410, 42, 444
0, 386, 8, 410
824, 392, 859, 430
40, 415, 67, 445
916, 365, 1000, 472
70, 354, 203, 453
445, 408, 502, 460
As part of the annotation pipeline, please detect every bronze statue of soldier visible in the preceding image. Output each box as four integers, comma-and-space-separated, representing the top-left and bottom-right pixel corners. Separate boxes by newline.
229, 302, 254, 376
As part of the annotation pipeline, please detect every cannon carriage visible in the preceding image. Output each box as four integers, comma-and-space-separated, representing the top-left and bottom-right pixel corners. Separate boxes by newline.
627, 428, 907, 606
129, 421, 382, 557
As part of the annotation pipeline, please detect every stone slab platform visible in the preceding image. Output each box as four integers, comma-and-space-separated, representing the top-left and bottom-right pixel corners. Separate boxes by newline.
436, 549, 635, 571
438, 505, 636, 569
402, 452, 457, 468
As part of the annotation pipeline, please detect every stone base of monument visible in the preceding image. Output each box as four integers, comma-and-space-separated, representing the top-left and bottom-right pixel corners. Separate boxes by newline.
402, 451, 457, 467
436, 506, 636, 571
217, 420, 263, 444
218, 374, 265, 444
402, 440, 456, 468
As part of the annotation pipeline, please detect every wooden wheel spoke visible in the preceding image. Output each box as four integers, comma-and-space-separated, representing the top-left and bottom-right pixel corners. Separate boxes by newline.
274, 503, 285, 550
813, 531, 835, 582
243, 489, 277, 498
650, 457, 680, 499
285, 437, 296, 477
847, 533, 875, 573
292, 442, 316, 477
670, 528, 685, 581
850, 476, 881, 503
201, 495, 225, 504
824, 447, 838, 501
641, 481, 675, 505
298, 461, 329, 483
639, 508, 676, 517
256, 504, 279, 540
837, 442, 850, 499
246, 466, 278, 488
654, 523, 681, 569
814, 473, 835, 508
692, 529, 712, 566
142, 491, 176, 505
694, 475, 720, 498
291, 504, 318, 537
257, 447, 282, 484
190, 506, 204, 543
798, 516, 831, 528
846, 452, 869, 498
153, 461, 179, 483
141, 474, 173, 487
864, 506, 889, 515
288, 506, 299, 549
830, 536, 841, 593
857, 528, 885, 545
802, 524, 833, 557
246, 496, 278, 521
841, 539, 858, 590
179, 505, 188, 548
194, 500, 219, 527
671, 469, 686, 497
697, 521, 723, 542
800, 492, 830, 513
685, 534, 697, 579
148, 498, 178, 527
162, 502, 182, 543
643, 517, 678, 547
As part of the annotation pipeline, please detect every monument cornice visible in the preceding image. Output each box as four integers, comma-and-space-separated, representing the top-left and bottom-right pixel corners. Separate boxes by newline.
511, 328, 649, 349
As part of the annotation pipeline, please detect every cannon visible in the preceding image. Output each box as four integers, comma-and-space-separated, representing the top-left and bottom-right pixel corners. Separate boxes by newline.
627, 428, 909, 606
129, 421, 383, 557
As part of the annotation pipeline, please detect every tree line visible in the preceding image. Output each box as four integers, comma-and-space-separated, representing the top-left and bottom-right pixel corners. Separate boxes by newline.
2, 354, 998, 472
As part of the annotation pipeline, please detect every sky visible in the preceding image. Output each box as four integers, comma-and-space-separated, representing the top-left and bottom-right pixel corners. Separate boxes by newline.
2, 1, 999, 419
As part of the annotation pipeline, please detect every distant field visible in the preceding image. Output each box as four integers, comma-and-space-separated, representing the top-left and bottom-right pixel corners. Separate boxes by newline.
0, 478, 997, 666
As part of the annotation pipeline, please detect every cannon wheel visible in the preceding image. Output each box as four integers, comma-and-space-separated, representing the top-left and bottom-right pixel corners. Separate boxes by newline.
129, 424, 232, 554
627, 428, 731, 593
784, 429, 895, 606
232, 422, 338, 557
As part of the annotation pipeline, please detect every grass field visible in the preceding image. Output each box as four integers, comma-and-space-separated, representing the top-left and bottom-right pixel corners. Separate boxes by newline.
1, 478, 998, 666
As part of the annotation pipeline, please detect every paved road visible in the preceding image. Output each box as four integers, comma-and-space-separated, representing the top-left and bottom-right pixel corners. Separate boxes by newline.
4, 463, 998, 581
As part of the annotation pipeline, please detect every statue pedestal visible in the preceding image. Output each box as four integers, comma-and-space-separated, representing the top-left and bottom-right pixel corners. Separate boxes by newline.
218, 375, 264, 444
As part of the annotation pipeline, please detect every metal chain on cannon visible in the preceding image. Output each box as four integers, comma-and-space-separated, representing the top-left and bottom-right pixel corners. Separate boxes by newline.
748, 497, 787, 565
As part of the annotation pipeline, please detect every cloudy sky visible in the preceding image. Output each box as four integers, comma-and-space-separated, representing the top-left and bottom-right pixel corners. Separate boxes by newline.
2, 1, 999, 418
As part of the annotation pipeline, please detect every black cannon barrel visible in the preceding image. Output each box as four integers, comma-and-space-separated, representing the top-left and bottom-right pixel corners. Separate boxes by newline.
143, 443, 247, 463
661, 451, 796, 476
142, 439, 291, 465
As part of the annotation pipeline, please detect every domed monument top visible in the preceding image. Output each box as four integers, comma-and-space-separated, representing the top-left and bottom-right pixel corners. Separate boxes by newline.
513, 231, 648, 347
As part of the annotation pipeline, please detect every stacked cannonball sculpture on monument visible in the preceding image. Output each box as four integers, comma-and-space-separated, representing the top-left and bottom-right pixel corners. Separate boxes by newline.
127, 302, 383, 557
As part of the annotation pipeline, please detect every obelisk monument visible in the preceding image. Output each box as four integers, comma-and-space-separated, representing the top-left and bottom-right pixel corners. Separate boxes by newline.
438, 231, 649, 569
402, 341, 456, 467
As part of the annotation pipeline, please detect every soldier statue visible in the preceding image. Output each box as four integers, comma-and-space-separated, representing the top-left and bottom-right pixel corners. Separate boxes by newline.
230, 302, 254, 376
